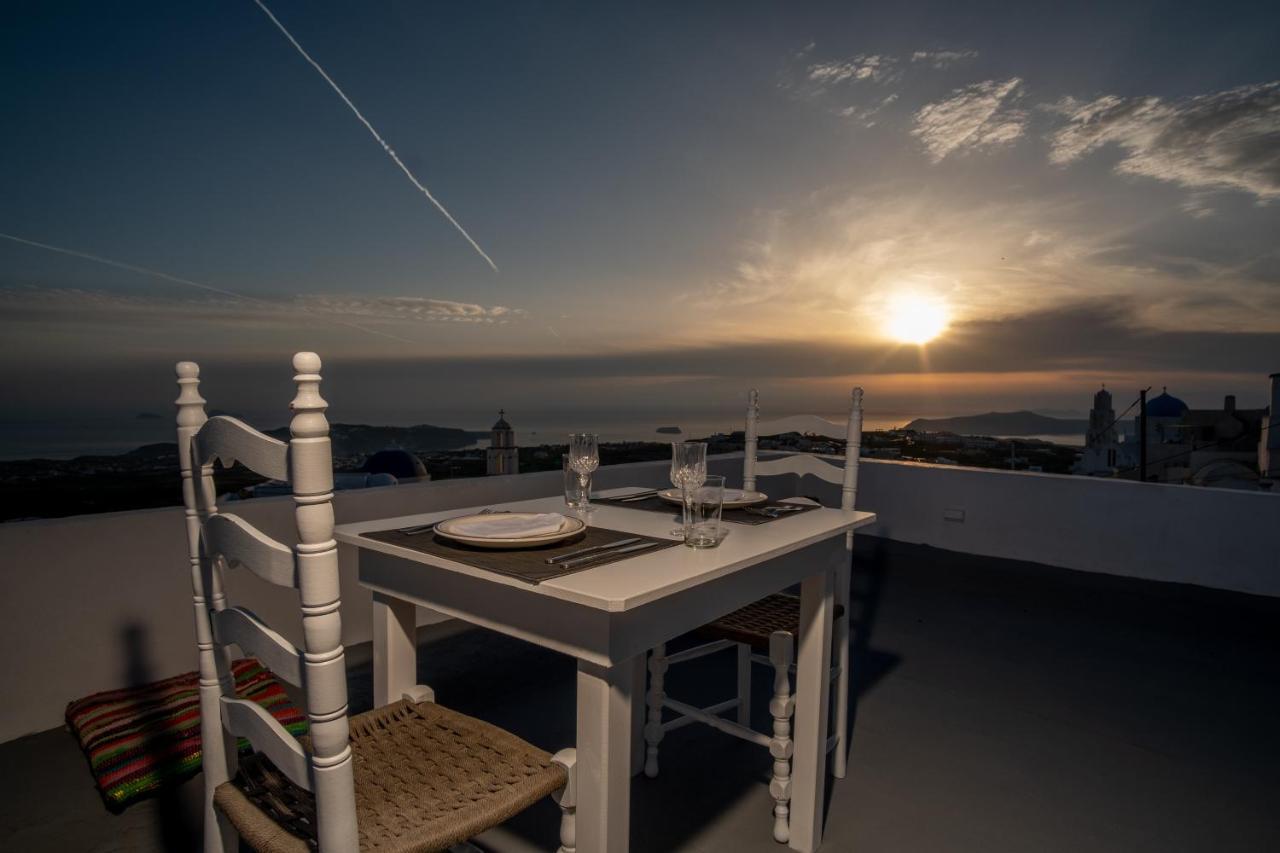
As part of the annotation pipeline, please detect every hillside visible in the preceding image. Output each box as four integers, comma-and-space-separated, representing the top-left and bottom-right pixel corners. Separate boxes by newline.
904, 411, 1087, 436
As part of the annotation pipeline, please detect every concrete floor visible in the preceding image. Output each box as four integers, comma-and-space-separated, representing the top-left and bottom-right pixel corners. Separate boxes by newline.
3, 537, 1279, 852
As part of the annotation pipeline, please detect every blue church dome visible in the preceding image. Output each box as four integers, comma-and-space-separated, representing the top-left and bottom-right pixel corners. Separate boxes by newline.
1146, 388, 1188, 418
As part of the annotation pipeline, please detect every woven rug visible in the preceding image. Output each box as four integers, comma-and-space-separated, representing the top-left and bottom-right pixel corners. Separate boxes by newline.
65, 658, 308, 809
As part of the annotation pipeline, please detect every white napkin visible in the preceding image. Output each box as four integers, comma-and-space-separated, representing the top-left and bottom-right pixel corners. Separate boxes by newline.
448, 512, 567, 539
721, 489, 749, 502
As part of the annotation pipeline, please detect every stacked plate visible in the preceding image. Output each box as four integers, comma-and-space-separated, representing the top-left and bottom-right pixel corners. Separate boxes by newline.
656, 487, 768, 508
434, 512, 585, 549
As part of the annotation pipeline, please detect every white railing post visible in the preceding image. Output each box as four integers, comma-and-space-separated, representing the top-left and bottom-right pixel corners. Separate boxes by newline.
288, 352, 358, 851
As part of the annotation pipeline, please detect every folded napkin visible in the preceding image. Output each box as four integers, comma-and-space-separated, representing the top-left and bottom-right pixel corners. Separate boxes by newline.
722, 489, 750, 502
447, 512, 567, 539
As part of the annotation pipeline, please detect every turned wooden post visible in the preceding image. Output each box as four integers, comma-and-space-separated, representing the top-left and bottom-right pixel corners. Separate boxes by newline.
176, 362, 237, 853
743, 388, 760, 491
767, 630, 796, 844
288, 353, 358, 850
643, 645, 667, 778
551, 748, 578, 853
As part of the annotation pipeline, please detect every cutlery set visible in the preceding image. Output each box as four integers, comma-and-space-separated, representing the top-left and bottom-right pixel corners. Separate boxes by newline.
547, 538, 662, 569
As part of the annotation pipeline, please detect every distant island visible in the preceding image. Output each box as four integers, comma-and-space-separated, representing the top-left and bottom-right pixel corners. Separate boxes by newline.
655, 426, 682, 435
904, 411, 1087, 436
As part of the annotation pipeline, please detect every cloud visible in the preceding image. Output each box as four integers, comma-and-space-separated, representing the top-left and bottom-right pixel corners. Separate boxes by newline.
1046, 81, 1280, 200
836, 93, 899, 127
910, 49, 979, 68
0, 287, 525, 326
912, 78, 1027, 161
806, 54, 897, 88
298, 295, 524, 324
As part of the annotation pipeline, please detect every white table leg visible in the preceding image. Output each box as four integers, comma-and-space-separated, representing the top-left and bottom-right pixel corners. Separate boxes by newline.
576, 656, 638, 853
788, 564, 835, 852
372, 591, 416, 707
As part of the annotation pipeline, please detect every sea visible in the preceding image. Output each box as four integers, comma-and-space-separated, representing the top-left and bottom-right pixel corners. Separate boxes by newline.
0, 412, 1084, 461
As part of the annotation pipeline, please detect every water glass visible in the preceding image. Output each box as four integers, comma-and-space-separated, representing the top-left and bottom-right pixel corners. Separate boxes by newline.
568, 433, 599, 512
684, 474, 725, 548
562, 454, 588, 508
670, 441, 708, 536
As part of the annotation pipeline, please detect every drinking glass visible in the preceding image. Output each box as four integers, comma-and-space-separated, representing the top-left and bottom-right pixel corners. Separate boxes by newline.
670, 441, 707, 538
685, 474, 725, 548
568, 433, 599, 513
562, 453, 588, 508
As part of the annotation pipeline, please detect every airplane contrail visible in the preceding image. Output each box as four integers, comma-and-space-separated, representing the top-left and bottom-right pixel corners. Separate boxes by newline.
0, 231, 418, 344
250, 0, 499, 272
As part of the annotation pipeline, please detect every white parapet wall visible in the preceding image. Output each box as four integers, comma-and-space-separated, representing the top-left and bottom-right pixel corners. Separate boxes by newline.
1, 454, 1276, 743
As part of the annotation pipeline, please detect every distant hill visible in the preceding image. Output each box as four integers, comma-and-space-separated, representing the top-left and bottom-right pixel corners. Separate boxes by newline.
264, 423, 487, 456
904, 411, 1087, 436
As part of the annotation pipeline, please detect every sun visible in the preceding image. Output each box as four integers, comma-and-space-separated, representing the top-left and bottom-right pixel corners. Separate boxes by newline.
884, 292, 950, 345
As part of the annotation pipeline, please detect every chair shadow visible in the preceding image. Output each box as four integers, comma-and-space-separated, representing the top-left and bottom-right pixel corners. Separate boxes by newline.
119, 623, 202, 850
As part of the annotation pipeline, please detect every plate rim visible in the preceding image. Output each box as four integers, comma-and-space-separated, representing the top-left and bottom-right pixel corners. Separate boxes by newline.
655, 487, 768, 507
434, 512, 585, 548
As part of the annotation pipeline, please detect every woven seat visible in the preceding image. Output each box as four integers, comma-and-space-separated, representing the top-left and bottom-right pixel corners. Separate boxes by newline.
214, 699, 568, 853
695, 593, 846, 653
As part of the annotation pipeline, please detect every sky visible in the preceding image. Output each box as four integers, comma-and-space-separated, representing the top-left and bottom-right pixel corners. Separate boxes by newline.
2, 0, 1278, 440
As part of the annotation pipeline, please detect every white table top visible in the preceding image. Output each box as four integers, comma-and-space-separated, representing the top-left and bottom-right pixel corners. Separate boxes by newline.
335, 487, 877, 613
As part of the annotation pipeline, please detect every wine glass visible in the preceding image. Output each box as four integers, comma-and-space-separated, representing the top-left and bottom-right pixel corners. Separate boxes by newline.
670, 441, 707, 537
568, 433, 599, 513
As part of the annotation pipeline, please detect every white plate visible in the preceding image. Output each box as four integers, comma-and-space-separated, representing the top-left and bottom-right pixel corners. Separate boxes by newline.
656, 487, 768, 508
434, 512, 586, 549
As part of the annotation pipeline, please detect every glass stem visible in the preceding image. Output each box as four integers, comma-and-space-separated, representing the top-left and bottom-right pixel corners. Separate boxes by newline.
579, 473, 590, 511
681, 484, 693, 539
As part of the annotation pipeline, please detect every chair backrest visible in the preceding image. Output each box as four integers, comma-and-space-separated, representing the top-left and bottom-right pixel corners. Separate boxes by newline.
176, 353, 357, 851
742, 386, 864, 520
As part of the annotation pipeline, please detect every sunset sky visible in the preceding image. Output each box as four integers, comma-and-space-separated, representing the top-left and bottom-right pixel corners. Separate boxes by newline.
2, 1, 1278, 433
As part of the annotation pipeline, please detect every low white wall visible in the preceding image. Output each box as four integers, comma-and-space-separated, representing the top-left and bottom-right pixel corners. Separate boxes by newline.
0, 460, 672, 743
1, 455, 1276, 743
782, 456, 1279, 597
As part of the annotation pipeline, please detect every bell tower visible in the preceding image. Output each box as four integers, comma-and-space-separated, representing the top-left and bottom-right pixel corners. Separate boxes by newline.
486, 409, 519, 475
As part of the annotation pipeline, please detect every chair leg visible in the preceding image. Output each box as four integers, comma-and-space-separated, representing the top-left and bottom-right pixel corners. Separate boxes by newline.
644, 645, 667, 778
735, 642, 752, 727
767, 631, 795, 844
551, 748, 577, 853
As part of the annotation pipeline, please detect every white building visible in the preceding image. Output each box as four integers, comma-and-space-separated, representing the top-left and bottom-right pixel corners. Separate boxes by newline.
1075, 386, 1121, 475
486, 409, 519, 476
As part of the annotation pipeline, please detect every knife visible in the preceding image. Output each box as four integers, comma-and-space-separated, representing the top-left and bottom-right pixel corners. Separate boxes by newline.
557, 540, 662, 570
617, 489, 661, 502
546, 536, 643, 565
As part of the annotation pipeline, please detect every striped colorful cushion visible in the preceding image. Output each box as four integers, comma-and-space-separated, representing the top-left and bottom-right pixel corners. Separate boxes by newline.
65, 658, 308, 809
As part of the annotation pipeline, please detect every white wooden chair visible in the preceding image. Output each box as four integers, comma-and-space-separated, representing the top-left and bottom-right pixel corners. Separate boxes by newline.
177, 353, 577, 853
643, 387, 863, 843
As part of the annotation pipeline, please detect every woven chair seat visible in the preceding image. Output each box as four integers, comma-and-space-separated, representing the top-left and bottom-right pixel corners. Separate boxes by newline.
214, 698, 567, 853
695, 593, 846, 653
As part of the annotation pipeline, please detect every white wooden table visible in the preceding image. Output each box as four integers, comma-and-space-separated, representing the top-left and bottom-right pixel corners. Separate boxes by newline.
335, 488, 877, 853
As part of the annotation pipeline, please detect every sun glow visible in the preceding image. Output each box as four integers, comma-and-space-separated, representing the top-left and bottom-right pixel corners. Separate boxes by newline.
884, 292, 950, 345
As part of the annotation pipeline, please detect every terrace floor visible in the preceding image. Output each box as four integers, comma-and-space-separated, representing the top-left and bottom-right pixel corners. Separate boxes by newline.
3, 537, 1279, 852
